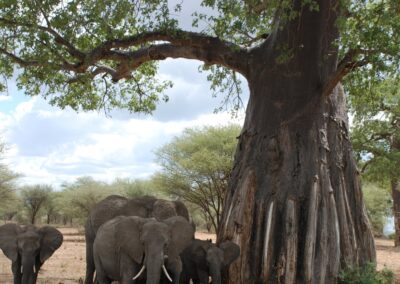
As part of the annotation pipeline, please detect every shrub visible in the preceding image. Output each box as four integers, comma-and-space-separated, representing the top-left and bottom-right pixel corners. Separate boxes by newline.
338, 262, 394, 284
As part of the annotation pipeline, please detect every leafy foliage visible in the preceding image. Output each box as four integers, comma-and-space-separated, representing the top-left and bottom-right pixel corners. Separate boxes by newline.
58, 176, 117, 221
154, 124, 241, 233
350, 78, 400, 184
109, 177, 163, 198
20, 184, 52, 224
1, 1, 398, 114
338, 262, 394, 284
54, 176, 163, 224
362, 183, 392, 236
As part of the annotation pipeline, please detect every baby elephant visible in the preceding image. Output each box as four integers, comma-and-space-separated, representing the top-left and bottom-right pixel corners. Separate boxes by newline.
93, 215, 194, 284
0, 223, 63, 284
180, 239, 240, 284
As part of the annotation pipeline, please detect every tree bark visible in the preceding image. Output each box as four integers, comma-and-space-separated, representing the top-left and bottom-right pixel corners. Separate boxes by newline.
391, 180, 400, 247
218, 1, 376, 283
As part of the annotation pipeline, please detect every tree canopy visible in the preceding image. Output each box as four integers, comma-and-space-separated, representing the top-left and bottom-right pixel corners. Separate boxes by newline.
154, 124, 241, 232
351, 78, 400, 183
0, 1, 399, 112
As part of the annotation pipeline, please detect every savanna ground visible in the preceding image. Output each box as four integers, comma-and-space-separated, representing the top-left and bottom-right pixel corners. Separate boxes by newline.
0, 227, 398, 284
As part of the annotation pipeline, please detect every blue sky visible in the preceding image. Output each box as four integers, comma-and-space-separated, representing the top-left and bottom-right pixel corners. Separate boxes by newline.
0, 59, 248, 189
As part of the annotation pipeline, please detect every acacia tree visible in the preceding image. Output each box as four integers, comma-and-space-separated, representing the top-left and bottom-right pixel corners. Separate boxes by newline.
1, 1, 400, 282
60, 176, 114, 219
351, 79, 400, 245
20, 184, 52, 224
155, 125, 240, 233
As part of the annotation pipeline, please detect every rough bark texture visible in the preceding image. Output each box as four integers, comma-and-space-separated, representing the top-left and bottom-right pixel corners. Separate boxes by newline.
391, 181, 400, 247
217, 1, 376, 283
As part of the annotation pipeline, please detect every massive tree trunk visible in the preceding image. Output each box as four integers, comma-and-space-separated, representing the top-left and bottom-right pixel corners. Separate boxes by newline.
391, 180, 400, 247
218, 1, 376, 283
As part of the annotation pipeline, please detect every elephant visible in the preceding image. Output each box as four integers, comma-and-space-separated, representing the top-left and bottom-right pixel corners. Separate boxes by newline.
179, 239, 240, 284
0, 223, 63, 284
85, 195, 191, 284
93, 215, 194, 284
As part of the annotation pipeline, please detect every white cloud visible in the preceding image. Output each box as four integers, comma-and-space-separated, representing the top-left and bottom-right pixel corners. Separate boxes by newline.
1, 93, 245, 189
0, 95, 11, 102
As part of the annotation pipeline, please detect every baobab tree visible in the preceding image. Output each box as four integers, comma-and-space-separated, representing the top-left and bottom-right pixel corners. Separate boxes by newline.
1, 1, 399, 283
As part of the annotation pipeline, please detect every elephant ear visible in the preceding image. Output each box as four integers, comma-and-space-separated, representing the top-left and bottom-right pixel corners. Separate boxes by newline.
173, 200, 190, 221
116, 216, 146, 264
219, 241, 240, 267
38, 226, 63, 263
153, 200, 176, 221
164, 216, 195, 258
0, 223, 20, 262
191, 241, 207, 261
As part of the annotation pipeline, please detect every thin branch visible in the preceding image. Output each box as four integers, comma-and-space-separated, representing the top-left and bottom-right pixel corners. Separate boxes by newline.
0, 17, 85, 59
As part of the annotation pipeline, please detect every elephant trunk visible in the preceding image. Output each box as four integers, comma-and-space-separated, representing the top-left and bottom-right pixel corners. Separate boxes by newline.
21, 255, 36, 284
145, 252, 164, 284
209, 264, 222, 284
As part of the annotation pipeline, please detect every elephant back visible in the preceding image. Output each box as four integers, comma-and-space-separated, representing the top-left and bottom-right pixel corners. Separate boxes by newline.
123, 196, 157, 217
152, 200, 179, 221
89, 195, 129, 233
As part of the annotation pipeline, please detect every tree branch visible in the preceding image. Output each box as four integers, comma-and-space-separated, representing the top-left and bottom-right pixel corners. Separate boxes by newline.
322, 49, 369, 96
0, 17, 85, 60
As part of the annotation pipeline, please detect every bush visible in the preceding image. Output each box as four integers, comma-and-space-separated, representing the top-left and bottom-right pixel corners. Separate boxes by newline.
338, 262, 394, 284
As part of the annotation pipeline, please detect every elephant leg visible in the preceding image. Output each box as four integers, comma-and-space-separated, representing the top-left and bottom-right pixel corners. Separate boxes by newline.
120, 254, 138, 284
166, 258, 182, 284
85, 240, 95, 284
11, 261, 21, 284
95, 271, 112, 284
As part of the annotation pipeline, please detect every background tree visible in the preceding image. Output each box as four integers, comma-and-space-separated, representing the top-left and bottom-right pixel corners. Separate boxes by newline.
1, 1, 400, 282
42, 190, 60, 224
20, 184, 52, 224
0, 141, 20, 211
350, 78, 400, 245
60, 176, 115, 222
155, 125, 240, 233
362, 183, 392, 236
109, 177, 160, 198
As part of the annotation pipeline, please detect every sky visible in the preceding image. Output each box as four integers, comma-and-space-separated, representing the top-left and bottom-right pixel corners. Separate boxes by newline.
0, 1, 251, 189
0, 59, 248, 189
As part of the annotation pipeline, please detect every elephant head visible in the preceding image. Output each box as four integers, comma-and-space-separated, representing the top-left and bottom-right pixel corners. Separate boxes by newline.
0, 223, 63, 284
116, 216, 194, 284
182, 239, 240, 284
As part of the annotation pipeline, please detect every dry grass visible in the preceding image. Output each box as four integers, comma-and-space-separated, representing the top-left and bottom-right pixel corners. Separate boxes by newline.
0, 229, 398, 283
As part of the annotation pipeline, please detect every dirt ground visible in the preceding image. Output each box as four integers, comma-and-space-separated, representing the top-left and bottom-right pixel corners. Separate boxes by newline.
0, 228, 398, 283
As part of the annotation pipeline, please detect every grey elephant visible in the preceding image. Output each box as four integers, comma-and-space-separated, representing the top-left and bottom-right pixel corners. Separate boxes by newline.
0, 223, 63, 284
85, 195, 191, 284
93, 215, 194, 284
179, 239, 240, 284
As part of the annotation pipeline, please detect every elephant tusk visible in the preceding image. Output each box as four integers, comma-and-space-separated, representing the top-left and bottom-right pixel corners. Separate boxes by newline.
162, 265, 173, 282
33, 265, 36, 274
21, 265, 23, 274
132, 265, 146, 280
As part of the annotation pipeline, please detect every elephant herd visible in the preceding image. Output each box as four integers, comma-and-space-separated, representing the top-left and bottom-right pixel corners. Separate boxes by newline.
0, 195, 240, 284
